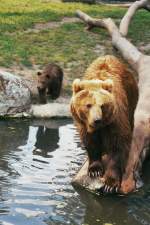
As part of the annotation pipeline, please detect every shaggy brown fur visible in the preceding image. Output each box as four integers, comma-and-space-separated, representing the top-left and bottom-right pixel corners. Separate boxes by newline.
37, 63, 63, 104
70, 55, 138, 190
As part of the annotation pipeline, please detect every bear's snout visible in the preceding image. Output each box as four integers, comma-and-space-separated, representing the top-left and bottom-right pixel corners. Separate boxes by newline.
94, 118, 102, 127
37, 80, 47, 89
89, 106, 102, 126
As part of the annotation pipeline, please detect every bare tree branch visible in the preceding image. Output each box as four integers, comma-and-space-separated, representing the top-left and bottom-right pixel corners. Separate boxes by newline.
76, 10, 142, 71
120, 0, 150, 37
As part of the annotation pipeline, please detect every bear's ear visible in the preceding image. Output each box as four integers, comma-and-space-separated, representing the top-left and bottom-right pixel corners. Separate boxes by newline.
72, 79, 82, 94
37, 71, 42, 76
101, 79, 113, 93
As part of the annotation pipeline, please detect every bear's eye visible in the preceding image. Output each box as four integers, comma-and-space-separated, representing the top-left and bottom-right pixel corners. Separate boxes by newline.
46, 74, 50, 79
86, 104, 92, 109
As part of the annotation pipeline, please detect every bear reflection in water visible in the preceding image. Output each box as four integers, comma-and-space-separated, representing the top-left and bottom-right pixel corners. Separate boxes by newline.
34, 126, 59, 157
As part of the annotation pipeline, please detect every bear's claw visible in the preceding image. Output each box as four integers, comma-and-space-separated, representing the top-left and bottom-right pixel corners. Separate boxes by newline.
88, 160, 103, 178
101, 184, 119, 194
88, 170, 101, 178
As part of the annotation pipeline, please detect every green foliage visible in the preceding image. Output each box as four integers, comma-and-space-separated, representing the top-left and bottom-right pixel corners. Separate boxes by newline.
128, 10, 150, 44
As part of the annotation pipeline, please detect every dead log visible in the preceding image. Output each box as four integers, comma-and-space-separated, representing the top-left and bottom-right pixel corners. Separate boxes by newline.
72, 0, 150, 193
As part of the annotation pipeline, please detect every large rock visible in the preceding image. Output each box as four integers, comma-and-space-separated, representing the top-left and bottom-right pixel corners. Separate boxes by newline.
0, 70, 31, 116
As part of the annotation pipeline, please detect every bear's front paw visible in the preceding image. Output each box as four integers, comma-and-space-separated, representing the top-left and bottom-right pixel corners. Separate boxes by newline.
88, 160, 103, 178
101, 167, 121, 193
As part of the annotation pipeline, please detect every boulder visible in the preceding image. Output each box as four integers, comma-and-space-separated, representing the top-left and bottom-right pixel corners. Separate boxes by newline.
0, 70, 31, 116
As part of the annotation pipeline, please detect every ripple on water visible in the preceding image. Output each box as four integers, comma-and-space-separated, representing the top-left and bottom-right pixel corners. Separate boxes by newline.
0, 121, 86, 225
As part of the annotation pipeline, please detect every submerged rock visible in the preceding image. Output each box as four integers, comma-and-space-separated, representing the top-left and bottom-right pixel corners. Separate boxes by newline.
0, 70, 31, 116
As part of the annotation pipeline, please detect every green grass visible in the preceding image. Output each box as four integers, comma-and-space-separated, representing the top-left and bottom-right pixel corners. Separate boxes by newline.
128, 10, 150, 44
0, 0, 149, 94
0, 0, 126, 33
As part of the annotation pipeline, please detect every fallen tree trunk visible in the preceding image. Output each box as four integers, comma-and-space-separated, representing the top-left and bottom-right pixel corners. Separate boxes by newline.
72, 0, 150, 193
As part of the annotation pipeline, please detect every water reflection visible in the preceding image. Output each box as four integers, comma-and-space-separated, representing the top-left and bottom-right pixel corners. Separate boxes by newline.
34, 126, 59, 158
0, 119, 150, 225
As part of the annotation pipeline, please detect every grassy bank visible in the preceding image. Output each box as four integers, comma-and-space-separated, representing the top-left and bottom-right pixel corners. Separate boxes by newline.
0, 0, 149, 95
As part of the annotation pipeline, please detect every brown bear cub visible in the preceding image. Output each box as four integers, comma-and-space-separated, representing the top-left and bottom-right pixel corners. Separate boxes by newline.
70, 55, 138, 192
37, 63, 63, 104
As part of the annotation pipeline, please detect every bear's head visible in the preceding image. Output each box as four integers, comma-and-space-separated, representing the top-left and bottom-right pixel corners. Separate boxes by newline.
37, 71, 50, 90
70, 79, 116, 133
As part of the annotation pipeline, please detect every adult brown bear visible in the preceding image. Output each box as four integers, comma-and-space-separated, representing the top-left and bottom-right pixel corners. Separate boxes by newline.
37, 63, 63, 104
70, 55, 138, 191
